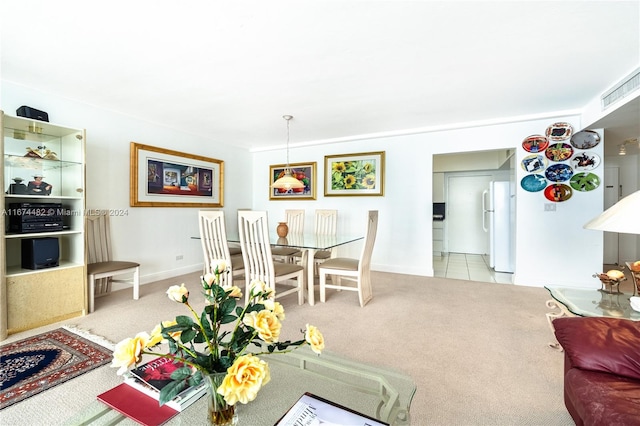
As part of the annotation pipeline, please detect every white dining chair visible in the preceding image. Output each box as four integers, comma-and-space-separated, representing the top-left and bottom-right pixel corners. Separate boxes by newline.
198, 210, 244, 287
238, 210, 305, 304
294, 209, 338, 274
318, 210, 378, 307
86, 211, 140, 313
271, 209, 305, 263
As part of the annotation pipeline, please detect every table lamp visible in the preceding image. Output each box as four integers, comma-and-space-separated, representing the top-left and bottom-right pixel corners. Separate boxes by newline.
583, 190, 640, 234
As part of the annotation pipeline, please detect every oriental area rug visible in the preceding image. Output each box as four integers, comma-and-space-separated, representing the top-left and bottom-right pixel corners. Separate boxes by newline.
0, 327, 114, 409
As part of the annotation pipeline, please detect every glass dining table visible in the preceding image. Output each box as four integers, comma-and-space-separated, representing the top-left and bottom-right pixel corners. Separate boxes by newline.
225, 232, 364, 305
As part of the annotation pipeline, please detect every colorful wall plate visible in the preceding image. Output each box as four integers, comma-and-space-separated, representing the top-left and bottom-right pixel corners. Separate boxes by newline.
570, 151, 601, 171
545, 143, 574, 162
544, 184, 573, 202
545, 163, 573, 182
521, 174, 547, 192
545, 122, 573, 141
521, 135, 549, 153
521, 154, 548, 173
570, 130, 601, 150
570, 172, 600, 192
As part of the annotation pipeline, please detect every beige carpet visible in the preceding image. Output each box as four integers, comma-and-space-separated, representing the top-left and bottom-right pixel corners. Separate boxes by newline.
0, 271, 578, 425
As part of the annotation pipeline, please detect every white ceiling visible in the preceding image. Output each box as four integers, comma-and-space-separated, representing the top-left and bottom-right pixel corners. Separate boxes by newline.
1, 1, 639, 155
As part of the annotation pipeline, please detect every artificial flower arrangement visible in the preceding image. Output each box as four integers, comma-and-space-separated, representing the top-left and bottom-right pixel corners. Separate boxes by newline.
111, 260, 324, 423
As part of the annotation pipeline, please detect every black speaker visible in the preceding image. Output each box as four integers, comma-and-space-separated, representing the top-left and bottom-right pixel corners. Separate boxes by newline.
21, 237, 60, 270
16, 105, 49, 122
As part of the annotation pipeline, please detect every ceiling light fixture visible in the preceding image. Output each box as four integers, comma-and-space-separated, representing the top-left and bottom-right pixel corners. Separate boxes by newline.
619, 144, 627, 155
271, 115, 304, 190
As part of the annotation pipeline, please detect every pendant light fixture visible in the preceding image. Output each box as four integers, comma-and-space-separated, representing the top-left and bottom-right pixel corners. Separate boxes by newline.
271, 115, 304, 190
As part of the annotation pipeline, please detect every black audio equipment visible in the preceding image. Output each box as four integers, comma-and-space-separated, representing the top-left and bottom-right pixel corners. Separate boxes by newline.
21, 237, 60, 270
8, 202, 63, 233
16, 106, 49, 122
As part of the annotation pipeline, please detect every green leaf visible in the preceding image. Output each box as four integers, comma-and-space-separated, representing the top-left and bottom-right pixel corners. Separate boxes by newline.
181, 328, 197, 343
175, 315, 194, 326
159, 380, 186, 405
170, 366, 193, 381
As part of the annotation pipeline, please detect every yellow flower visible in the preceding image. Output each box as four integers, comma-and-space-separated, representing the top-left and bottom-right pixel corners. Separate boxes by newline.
363, 162, 373, 173
211, 259, 227, 274
111, 332, 150, 375
203, 273, 216, 286
218, 355, 270, 405
332, 162, 346, 173
305, 324, 325, 354
222, 285, 243, 299
242, 310, 281, 343
344, 174, 357, 188
149, 320, 181, 346
166, 283, 189, 303
263, 299, 285, 321
362, 173, 376, 189
249, 280, 274, 300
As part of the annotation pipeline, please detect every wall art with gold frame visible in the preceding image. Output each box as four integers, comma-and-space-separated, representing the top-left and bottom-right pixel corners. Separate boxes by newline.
130, 142, 223, 207
269, 162, 317, 200
324, 151, 385, 196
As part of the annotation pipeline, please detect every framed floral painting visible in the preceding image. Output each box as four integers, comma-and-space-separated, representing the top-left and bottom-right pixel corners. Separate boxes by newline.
324, 151, 385, 196
269, 162, 317, 200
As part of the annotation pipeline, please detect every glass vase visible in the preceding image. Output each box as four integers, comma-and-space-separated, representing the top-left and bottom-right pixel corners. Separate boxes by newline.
204, 372, 238, 426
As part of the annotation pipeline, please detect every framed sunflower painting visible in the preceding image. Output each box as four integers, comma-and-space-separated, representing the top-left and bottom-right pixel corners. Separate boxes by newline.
324, 151, 385, 196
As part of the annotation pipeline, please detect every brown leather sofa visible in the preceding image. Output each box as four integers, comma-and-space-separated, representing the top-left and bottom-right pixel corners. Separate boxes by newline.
553, 317, 640, 426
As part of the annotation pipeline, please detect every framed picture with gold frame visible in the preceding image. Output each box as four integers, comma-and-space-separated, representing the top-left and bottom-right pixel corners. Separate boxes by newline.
324, 151, 385, 196
269, 162, 317, 200
130, 142, 223, 207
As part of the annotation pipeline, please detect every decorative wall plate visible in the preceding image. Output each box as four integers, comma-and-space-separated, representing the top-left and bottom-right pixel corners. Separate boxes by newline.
570, 172, 600, 192
544, 184, 573, 202
545, 122, 574, 141
545, 163, 574, 182
521, 135, 549, 153
520, 174, 547, 192
545, 143, 574, 162
570, 151, 600, 171
570, 130, 601, 149
521, 154, 548, 173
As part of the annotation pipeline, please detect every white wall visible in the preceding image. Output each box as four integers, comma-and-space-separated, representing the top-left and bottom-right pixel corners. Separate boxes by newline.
2, 80, 611, 289
252, 114, 607, 288
2, 81, 253, 284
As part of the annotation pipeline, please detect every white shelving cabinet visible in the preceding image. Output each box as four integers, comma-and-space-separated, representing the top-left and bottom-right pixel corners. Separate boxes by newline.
1, 112, 87, 338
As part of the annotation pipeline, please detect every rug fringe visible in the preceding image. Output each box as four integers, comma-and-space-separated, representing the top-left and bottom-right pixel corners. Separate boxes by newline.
62, 325, 116, 351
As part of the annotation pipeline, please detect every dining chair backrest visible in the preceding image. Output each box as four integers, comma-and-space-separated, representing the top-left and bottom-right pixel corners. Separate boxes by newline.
314, 209, 337, 235
198, 209, 235, 286
359, 210, 379, 272
284, 209, 305, 234
238, 210, 276, 290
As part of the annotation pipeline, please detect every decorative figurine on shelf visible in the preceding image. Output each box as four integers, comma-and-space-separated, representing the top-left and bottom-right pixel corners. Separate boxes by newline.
6, 177, 28, 195
27, 175, 52, 195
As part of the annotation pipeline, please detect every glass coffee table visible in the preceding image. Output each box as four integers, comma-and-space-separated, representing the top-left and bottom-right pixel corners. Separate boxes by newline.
64, 346, 416, 425
545, 286, 640, 349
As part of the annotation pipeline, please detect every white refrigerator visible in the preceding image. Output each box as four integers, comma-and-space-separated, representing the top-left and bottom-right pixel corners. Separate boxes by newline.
482, 181, 514, 273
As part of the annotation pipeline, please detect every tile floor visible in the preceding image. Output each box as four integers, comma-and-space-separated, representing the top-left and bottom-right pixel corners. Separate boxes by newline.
433, 252, 513, 284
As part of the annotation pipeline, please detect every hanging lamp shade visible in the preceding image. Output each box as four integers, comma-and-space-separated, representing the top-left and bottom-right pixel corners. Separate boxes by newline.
272, 115, 304, 190
583, 190, 640, 235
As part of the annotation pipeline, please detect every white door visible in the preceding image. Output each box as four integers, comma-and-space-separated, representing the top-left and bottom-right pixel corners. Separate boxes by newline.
603, 167, 620, 264
447, 175, 493, 254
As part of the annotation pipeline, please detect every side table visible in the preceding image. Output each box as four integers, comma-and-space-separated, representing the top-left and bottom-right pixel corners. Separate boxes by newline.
544, 286, 640, 350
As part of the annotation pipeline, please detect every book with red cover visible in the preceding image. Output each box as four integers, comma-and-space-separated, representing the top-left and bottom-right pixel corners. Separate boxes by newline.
97, 383, 179, 426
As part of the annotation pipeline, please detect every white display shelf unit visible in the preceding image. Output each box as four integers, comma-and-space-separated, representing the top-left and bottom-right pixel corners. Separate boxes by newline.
1, 112, 87, 337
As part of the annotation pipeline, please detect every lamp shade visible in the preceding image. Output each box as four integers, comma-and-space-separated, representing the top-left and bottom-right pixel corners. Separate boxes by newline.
272, 170, 305, 189
583, 190, 640, 234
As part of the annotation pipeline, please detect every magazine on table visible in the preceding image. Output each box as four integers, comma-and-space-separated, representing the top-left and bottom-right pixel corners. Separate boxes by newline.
124, 357, 206, 411
275, 392, 389, 426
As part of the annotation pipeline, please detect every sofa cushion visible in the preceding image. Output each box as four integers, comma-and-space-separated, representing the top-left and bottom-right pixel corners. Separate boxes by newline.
554, 317, 640, 381
565, 368, 640, 426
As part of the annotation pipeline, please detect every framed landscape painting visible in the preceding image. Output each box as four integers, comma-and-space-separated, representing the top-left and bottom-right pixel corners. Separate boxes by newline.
269, 162, 317, 200
324, 151, 385, 196
130, 142, 223, 207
